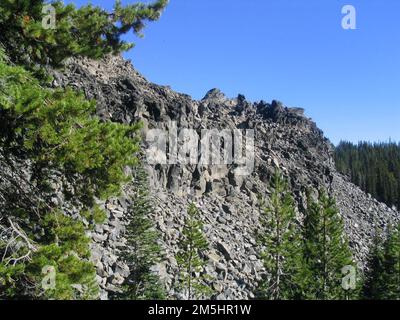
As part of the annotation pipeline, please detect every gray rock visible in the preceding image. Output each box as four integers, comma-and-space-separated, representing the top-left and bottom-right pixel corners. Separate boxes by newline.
35, 53, 399, 300
216, 242, 233, 261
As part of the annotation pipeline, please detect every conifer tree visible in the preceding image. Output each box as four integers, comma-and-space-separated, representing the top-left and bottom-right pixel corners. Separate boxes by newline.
175, 203, 213, 300
257, 170, 306, 300
363, 224, 400, 300
335, 141, 400, 210
0, 0, 169, 70
380, 224, 400, 299
0, 210, 99, 299
0, 0, 168, 300
363, 229, 386, 299
0, 47, 140, 299
303, 190, 357, 300
0, 50, 141, 204
119, 166, 165, 300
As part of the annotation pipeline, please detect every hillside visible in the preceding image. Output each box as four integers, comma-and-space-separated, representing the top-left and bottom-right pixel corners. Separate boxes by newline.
45, 55, 400, 299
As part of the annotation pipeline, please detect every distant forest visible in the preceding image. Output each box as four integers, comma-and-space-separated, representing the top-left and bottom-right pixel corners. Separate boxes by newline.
335, 141, 400, 210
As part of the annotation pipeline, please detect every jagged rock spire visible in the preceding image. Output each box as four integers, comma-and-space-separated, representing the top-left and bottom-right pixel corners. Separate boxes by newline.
202, 88, 227, 102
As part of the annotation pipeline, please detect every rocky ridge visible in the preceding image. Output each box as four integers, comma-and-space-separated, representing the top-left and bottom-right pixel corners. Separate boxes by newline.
47, 55, 400, 299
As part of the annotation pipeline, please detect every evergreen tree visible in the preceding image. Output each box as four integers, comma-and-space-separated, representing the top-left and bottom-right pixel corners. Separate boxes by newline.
0, 47, 140, 299
0, 50, 141, 205
0, 0, 167, 300
118, 166, 165, 300
0, 0, 169, 71
303, 190, 357, 300
381, 224, 400, 299
363, 224, 400, 300
0, 210, 99, 299
363, 229, 386, 299
335, 141, 400, 210
175, 203, 213, 300
256, 170, 306, 300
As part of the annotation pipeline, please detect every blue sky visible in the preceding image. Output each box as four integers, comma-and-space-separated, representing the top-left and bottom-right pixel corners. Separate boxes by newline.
65, 0, 400, 145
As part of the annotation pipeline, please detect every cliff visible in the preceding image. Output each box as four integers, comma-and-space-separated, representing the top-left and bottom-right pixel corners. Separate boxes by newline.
29, 55, 400, 299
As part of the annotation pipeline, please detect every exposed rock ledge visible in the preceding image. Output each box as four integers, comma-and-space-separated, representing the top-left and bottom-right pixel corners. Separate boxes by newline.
46, 55, 399, 299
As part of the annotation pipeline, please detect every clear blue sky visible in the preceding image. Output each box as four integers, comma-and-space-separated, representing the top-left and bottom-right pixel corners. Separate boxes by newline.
65, 0, 400, 145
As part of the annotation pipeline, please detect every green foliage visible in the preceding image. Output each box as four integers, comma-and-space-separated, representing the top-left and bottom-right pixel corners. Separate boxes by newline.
0, 0, 167, 300
0, 47, 140, 299
381, 224, 400, 299
0, 54, 141, 204
0, 0, 168, 70
335, 141, 400, 210
363, 229, 386, 299
364, 224, 400, 299
175, 203, 213, 300
256, 172, 360, 300
81, 204, 107, 226
0, 263, 25, 297
303, 189, 358, 300
118, 166, 165, 300
0, 211, 99, 300
256, 170, 306, 300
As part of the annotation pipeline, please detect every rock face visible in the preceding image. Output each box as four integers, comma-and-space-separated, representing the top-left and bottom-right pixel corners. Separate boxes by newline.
49, 55, 400, 299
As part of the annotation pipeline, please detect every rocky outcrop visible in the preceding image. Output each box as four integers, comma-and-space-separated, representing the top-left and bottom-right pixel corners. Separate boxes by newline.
49, 55, 400, 299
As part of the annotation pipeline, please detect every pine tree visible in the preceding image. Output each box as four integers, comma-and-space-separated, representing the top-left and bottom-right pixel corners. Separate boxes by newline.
0, 210, 99, 300
0, 47, 140, 299
118, 166, 165, 300
175, 203, 213, 300
363, 224, 400, 300
0, 0, 169, 70
0, 0, 168, 300
381, 224, 400, 299
303, 190, 357, 300
335, 141, 400, 210
363, 229, 386, 299
0, 50, 141, 205
256, 170, 306, 300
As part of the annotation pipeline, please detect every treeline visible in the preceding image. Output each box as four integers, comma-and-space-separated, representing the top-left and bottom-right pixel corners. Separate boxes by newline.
335, 141, 400, 209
